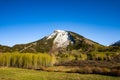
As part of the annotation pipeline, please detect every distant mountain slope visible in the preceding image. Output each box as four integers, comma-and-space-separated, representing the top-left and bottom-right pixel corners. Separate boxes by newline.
111, 40, 120, 46
0, 30, 102, 53
0, 45, 12, 52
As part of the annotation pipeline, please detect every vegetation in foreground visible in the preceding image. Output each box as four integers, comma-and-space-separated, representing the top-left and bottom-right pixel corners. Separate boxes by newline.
0, 53, 55, 69
0, 67, 120, 80
0, 52, 120, 76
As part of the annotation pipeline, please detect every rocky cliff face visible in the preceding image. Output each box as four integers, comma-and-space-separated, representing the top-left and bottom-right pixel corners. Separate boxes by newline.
47, 30, 74, 49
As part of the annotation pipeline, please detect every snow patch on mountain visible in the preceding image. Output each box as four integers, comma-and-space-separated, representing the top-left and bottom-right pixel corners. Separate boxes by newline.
47, 30, 74, 48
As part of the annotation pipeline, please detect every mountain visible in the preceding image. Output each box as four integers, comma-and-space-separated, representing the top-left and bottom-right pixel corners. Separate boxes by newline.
111, 40, 120, 46
0, 30, 102, 53
0, 44, 12, 53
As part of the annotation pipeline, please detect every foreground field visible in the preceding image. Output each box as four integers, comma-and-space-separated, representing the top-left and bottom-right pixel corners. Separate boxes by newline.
0, 68, 120, 80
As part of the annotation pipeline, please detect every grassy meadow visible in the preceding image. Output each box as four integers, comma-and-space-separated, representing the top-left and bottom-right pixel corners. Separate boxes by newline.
0, 67, 120, 80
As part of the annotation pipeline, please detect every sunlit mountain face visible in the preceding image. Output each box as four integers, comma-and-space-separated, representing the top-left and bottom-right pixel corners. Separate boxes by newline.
0, 30, 102, 53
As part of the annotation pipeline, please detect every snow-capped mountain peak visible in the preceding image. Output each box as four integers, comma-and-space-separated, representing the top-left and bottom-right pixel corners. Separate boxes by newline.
47, 30, 66, 39
47, 30, 74, 48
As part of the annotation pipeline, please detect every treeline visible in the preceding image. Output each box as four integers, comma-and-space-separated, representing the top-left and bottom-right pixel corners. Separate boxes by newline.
55, 49, 120, 63
0, 53, 55, 69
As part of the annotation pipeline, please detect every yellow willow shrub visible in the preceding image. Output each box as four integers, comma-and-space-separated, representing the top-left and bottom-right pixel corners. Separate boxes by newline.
32, 54, 38, 69
0, 53, 12, 67
0, 54, 2, 66
5, 53, 11, 67
51, 55, 56, 66
43, 53, 52, 67
81, 54, 87, 60
18, 54, 24, 68
0, 54, 5, 66
26, 53, 33, 69
21, 53, 31, 69
0, 53, 55, 69
37, 54, 42, 69
10, 53, 20, 67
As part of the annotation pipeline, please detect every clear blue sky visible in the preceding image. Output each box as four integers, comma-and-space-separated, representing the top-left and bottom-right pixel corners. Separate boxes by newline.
0, 0, 120, 46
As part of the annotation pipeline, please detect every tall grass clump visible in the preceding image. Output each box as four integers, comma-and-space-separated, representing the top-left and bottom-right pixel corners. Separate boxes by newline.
0, 52, 55, 69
